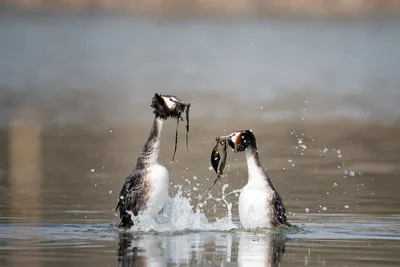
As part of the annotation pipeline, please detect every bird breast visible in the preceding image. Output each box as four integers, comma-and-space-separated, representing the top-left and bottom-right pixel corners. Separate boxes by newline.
144, 164, 169, 216
239, 185, 274, 229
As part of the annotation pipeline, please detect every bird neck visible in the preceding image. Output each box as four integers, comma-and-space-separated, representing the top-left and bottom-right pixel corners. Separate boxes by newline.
245, 146, 271, 187
136, 116, 163, 168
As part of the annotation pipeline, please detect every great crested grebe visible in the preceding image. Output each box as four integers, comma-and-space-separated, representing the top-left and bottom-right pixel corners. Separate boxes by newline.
116, 93, 190, 228
212, 129, 290, 229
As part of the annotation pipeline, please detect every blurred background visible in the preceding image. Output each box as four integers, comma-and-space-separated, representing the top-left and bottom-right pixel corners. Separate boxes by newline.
1, 1, 400, 266
0, 0, 399, 226
2, 0, 400, 16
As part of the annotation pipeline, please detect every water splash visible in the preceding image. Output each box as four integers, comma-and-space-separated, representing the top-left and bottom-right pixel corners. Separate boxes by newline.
127, 185, 238, 233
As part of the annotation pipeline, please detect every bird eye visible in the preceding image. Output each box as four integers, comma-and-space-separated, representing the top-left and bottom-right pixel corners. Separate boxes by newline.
232, 133, 236, 136
169, 98, 173, 101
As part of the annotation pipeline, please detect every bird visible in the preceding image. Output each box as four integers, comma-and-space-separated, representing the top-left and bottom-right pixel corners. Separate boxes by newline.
116, 93, 190, 228
213, 129, 291, 229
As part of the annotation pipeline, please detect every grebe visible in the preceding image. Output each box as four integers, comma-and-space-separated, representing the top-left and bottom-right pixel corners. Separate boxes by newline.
116, 93, 190, 228
212, 130, 290, 229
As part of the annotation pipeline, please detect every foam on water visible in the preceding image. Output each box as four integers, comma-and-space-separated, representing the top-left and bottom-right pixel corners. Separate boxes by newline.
127, 184, 238, 233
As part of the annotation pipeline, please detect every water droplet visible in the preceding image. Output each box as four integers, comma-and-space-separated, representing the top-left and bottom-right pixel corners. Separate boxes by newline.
192, 175, 197, 180
322, 207, 327, 211
90, 169, 95, 173
344, 205, 349, 209
305, 208, 309, 213
323, 147, 328, 153
350, 171, 355, 176
109, 190, 112, 194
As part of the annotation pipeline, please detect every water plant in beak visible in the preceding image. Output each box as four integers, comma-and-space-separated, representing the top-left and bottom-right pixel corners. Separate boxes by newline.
151, 93, 191, 161
196, 137, 229, 206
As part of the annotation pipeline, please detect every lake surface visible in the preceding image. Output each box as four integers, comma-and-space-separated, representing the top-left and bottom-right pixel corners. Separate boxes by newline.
0, 11, 400, 267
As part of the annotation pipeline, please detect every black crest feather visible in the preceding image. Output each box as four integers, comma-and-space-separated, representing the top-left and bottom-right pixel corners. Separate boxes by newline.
151, 93, 182, 120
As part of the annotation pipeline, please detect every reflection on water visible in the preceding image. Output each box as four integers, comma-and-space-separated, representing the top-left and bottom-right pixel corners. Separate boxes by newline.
238, 233, 286, 267
117, 231, 287, 267
0, 12, 400, 267
1, 217, 400, 266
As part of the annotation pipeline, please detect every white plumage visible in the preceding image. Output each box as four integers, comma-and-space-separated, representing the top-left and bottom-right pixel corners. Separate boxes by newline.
145, 164, 169, 216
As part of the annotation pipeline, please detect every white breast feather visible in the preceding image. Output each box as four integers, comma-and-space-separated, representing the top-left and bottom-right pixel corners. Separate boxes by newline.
145, 164, 169, 216
239, 186, 272, 229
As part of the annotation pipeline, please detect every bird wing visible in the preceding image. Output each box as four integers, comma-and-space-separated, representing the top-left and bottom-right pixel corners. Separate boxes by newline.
116, 170, 145, 227
273, 191, 290, 227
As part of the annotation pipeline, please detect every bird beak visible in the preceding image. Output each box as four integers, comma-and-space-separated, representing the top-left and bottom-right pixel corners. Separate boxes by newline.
216, 134, 236, 152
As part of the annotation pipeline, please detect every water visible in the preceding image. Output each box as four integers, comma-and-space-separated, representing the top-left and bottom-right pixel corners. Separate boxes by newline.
1, 11, 400, 266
